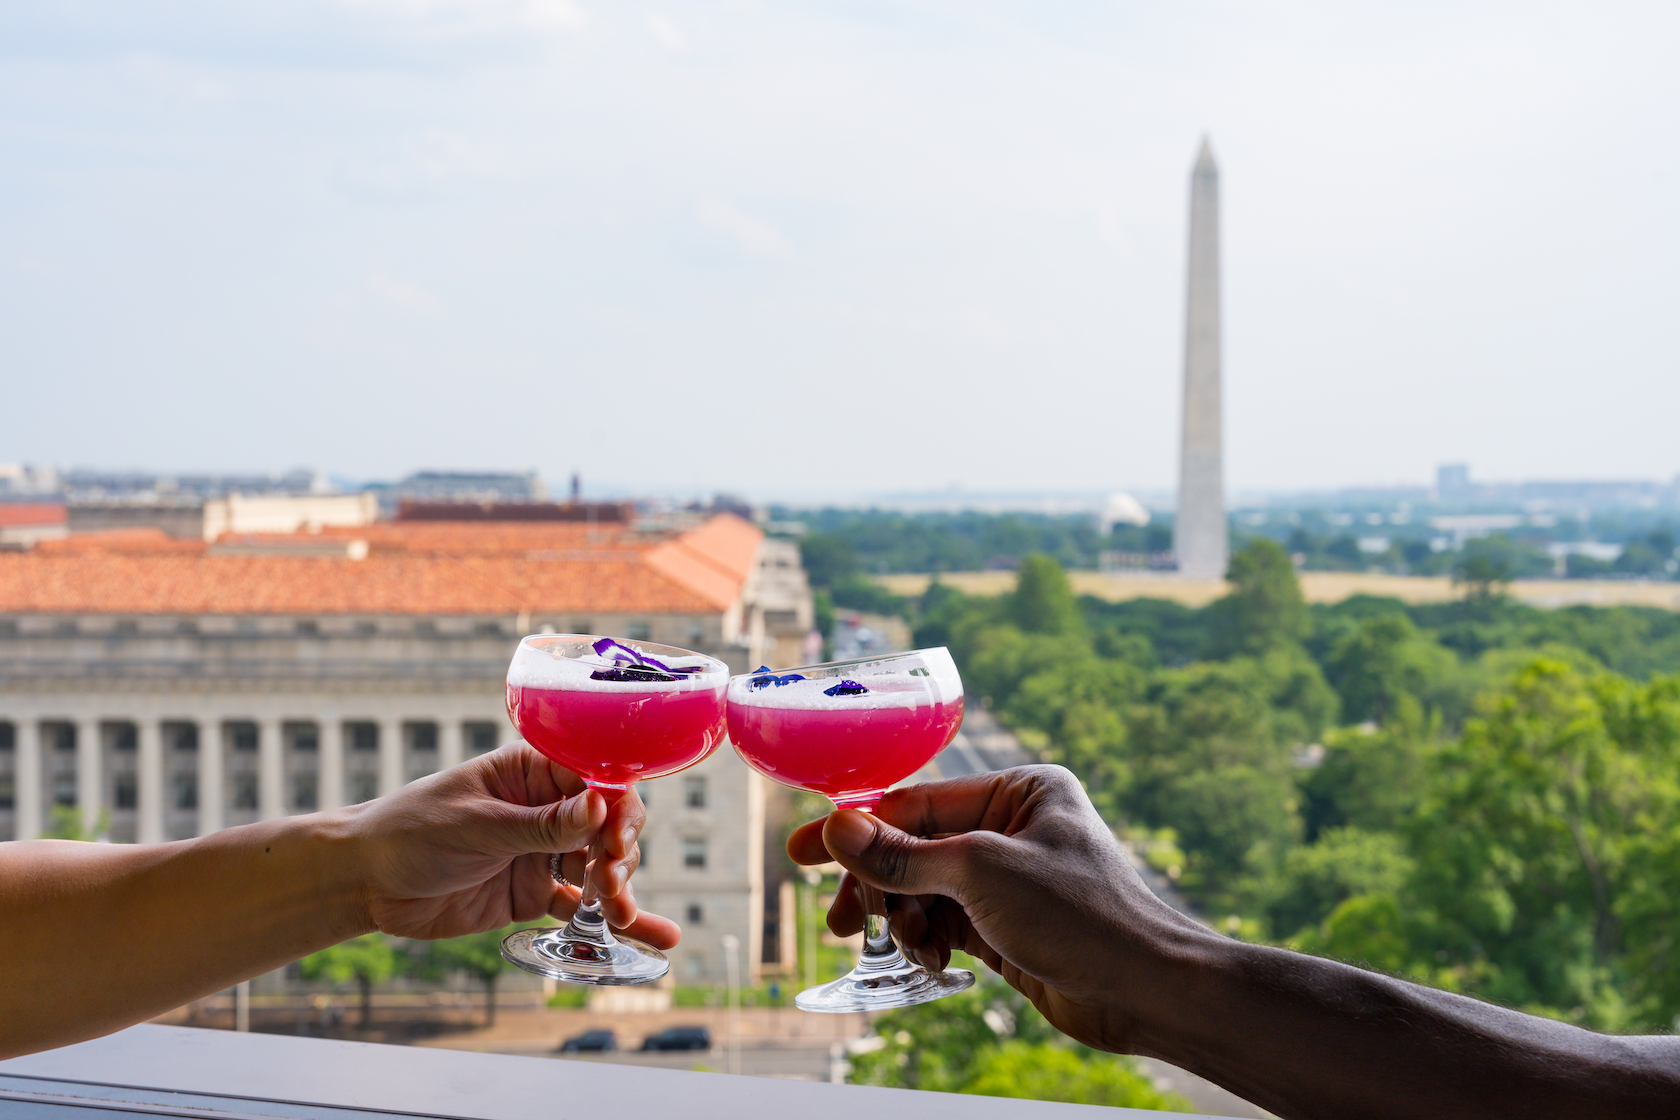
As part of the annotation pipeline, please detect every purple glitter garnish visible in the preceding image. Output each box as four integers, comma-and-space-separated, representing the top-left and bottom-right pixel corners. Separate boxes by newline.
589, 637, 700, 682
749, 665, 807, 690
823, 680, 869, 697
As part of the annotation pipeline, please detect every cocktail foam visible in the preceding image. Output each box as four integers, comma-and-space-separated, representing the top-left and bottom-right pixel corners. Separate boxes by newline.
729, 668, 961, 711
509, 647, 726, 693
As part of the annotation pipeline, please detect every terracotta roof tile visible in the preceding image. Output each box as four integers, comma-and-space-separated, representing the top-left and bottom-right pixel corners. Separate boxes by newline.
0, 515, 757, 616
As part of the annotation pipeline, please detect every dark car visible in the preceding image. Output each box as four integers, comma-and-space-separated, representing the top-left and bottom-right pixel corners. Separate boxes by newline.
559, 1030, 617, 1053
639, 1026, 711, 1052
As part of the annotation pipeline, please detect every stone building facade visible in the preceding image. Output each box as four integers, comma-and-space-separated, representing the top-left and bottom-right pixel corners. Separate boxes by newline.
0, 512, 813, 987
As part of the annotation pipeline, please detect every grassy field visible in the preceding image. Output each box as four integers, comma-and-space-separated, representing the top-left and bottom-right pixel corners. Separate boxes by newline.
875, 570, 1680, 610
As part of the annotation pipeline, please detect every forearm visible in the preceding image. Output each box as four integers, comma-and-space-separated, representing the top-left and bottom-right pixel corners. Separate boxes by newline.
1135, 932, 1680, 1120
0, 811, 373, 1059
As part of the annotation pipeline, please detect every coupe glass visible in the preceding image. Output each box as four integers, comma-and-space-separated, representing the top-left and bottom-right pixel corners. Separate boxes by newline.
502, 634, 728, 985
726, 647, 974, 1012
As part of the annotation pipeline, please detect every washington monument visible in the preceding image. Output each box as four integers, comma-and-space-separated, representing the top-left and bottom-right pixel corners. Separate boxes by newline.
1173, 138, 1229, 579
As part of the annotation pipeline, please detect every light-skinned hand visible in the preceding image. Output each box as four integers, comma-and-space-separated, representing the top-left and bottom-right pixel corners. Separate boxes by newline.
354, 743, 680, 947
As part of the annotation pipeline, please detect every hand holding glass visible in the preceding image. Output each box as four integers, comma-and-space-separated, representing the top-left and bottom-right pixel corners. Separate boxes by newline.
727, 647, 972, 1011
502, 635, 727, 984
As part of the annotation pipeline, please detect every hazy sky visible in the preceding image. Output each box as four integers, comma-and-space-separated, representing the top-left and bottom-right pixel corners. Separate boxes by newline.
3, 1, 1676, 500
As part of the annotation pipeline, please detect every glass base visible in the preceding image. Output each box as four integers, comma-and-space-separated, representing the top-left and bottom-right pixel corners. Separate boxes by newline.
795, 959, 975, 1013
501, 926, 669, 986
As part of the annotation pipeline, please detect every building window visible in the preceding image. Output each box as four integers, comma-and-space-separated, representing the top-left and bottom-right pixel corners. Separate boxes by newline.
626, 621, 651, 641
53, 776, 76, 807
233, 773, 259, 810
114, 619, 139, 636
684, 776, 707, 809
290, 726, 318, 752
686, 904, 704, 925
349, 774, 378, 804
232, 724, 258, 752
295, 619, 320, 636
465, 722, 498, 755
110, 724, 137, 752
414, 619, 437, 636
169, 724, 199, 752
355, 620, 379, 636
176, 619, 199, 635
475, 621, 504, 637
174, 772, 198, 811
682, 838, 707, 870
292, 774, 318, 813
0, 773, 13, 811
349, 723, 378, 752
688, 621, 705, 646
410, 723, 438, 752
113, 774, 138, 810
571, 620, 593, 635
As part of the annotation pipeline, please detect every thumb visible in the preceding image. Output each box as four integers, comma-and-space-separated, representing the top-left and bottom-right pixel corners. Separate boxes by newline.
504, 789, 604, 853
823, 809, 973, 898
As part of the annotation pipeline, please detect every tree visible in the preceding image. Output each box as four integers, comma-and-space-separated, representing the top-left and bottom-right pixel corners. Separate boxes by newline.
1321, 612, 1460, 726
1003, 653, 1139, 816
961, 1042, 1191, 1111
1007, 554, 1084, 637
1206, 540, 1309, 656
1408, 659, 1680, 1025
299, 933, 405, 1028
1299, 700, 1432, 839
44, 805, 108, 842
796, 532, 860, 588
428, 927, 521, 1027
1263, 826, 1413, 940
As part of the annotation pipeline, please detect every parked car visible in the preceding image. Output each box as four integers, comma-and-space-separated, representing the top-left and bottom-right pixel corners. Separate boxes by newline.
559, 1030, 617, 1053
638, 1026, 711, 1052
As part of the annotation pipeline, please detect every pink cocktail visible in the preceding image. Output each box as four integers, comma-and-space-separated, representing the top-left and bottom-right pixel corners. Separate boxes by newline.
728, 685, 963, 810
726, 647, 972, 1013
509, 681, 727, 787
502, 634, 728, 986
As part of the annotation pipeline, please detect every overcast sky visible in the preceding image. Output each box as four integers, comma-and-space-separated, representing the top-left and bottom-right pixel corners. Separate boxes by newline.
2, 1, 1676, 501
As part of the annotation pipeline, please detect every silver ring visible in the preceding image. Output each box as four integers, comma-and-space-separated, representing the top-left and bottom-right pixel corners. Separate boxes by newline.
549, 853, 563, 883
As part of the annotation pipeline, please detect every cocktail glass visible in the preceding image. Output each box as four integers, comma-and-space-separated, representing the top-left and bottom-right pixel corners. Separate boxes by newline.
726, 647, 974, 1012
502, 634, 728, 985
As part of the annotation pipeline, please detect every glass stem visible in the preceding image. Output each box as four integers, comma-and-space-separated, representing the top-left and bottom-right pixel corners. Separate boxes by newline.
858, 881, 900, 963
561, 832, 616, 946
851, 807, 907, 971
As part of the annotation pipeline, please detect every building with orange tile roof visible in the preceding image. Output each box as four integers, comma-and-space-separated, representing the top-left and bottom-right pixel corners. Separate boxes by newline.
0, 511, 814, 989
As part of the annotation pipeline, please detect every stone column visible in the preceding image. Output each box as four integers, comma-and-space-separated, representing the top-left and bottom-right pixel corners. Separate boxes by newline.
258, 717, 285, 821
439, 718, 464, 772
318, 718, 345, 812
378, 717, 404, 798
136, 718, 164, 845
76, 718, 101, 838
197, 720, 223, 836
16, 719, 42, 841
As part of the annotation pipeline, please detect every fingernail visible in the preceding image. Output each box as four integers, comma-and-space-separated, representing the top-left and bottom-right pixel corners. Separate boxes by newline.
827, 810, 874, 857
567, 794, 593, 828
611, 864, 629, 894
619, 825, 636, 852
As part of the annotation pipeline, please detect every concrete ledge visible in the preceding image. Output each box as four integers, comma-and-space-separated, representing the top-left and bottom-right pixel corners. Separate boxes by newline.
1, 1024, 1237, 1120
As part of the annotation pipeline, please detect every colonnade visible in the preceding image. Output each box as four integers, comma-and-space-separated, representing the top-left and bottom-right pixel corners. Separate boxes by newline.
0, 695, 515, 843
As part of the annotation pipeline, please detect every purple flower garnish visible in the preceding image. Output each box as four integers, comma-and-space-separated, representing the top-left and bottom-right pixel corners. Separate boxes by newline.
749, 665, 807, 690
823, 680, 869, 697
591, 666, 678, 682
590, 637, 700, 678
